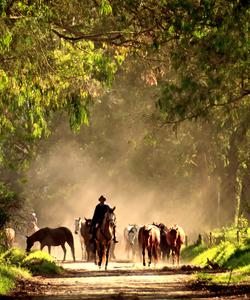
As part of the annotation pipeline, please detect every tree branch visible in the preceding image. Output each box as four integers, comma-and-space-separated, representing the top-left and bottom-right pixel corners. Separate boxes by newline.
162, 90, 250, 126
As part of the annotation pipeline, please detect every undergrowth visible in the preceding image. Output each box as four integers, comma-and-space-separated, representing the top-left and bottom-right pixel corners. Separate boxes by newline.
187, 224, 250, 284
0, 248, 64, 295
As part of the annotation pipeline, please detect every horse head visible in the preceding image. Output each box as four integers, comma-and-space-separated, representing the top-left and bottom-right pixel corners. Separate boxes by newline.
84, 218, 92, 228
74, 217, 82, 234
25, 235, 34, 253
128, 226, 138, 245
104, 207, 116, 228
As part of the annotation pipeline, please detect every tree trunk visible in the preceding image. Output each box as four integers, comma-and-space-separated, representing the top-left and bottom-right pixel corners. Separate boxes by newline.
240, 162, 250, 223
219, 133, 239, 226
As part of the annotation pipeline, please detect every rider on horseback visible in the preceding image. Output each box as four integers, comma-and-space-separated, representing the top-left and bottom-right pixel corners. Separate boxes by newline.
90, 195, 118, 243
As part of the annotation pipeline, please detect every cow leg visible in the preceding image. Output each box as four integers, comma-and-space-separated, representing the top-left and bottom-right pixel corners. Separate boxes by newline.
61, 244, 67, 261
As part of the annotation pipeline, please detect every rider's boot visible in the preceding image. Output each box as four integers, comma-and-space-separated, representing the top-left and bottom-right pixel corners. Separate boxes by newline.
113, 227, 119, 243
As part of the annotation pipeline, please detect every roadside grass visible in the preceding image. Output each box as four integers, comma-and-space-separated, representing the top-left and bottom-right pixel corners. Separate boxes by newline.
0, 247, 26, 266
0, 248, 64, 295
187, 229, 250, 285
22, 250, 64, 275
181, 243, 208, 263
0, 264, 30, 295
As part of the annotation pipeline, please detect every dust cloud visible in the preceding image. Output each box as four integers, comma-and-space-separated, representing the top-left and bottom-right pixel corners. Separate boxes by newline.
22, 73, 217, 260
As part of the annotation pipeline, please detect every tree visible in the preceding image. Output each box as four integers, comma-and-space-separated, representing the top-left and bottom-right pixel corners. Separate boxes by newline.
0, 0, 249, 227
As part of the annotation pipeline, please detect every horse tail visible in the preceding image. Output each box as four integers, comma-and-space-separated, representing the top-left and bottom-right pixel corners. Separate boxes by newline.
64, 227, 76, 261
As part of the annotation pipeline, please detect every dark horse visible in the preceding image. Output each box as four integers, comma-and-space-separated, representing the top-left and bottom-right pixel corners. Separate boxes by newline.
153, 222, 170, 261
138, 224, 161, 267
94, 206, 116, 270
26, 227, 76, 261
166, 225, 185, 265
74, 217, 94, 261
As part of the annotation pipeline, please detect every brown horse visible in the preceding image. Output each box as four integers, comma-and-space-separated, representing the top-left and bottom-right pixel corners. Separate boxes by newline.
153, 222, 170, 262
26, 227, 75, 261
1, 227, 15, 248
166, 225, 185, 265
74, 217, 94, 261
138, 224, 161, 267
94, 206, 116, 270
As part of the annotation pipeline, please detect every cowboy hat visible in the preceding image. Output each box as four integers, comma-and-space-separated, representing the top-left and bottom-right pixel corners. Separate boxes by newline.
98, 195, 106, 202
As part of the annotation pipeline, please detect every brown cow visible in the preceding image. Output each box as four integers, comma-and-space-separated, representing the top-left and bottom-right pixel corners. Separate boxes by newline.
138, 224, 161, 267
166, 225, 185, 265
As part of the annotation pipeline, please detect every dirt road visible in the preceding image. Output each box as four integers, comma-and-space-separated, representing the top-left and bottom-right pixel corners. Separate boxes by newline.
8, 261, 250, 299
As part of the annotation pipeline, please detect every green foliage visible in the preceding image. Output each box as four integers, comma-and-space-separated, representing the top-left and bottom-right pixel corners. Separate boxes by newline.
100, 0, 112, 15
0, 264, 30, 295
192, 241, 238, 267
0, 248, 26, 266
0, 247, 63, 295
22, 250, 64, 275
197, 269, 250, 284
181, 244, 208, 263
190, 236, 250, 284
211, 221, 250, 244
0, 182, 16, 228
0, 0, 249, 233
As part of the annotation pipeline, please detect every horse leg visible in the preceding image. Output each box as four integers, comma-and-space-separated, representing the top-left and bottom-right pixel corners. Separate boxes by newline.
61, 244, 67, 261
176, 246, 180, 266
142, 245, 146, 266
153, 245, 158, 266
172, 249, 175, 265
148, 246, 152, 267
70, 244, 76, 262
167, 247, 170, 261
94, 242, 97, 265
81, 242, 84, 260
105, 243, 110, 271
86, 246, 89, 262
98, 243, 103, 268
132, 246, 135, 261
48, 245, 51, 255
